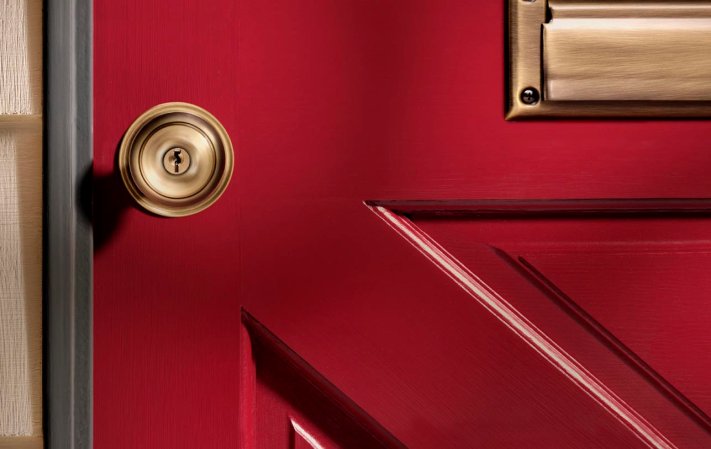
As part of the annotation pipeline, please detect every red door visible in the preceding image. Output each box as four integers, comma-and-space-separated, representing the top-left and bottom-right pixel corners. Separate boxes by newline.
94, 2, 711, 448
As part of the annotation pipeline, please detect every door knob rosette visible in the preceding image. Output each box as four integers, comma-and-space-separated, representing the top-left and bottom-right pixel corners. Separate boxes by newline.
118, 102, 234, 217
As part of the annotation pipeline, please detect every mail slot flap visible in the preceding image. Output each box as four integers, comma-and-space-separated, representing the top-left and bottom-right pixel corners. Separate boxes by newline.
543, 18, 711, 101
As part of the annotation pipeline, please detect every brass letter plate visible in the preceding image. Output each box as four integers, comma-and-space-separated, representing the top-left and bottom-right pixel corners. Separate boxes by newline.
508, 0, 711, 118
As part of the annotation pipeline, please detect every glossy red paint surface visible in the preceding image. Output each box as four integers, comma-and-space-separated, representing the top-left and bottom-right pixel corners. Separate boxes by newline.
94, 1, 711, 448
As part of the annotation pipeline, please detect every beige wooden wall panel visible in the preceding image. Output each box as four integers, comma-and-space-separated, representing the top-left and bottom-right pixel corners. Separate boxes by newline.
0, 0, 43, 447
0, 0, 41, 115
0, 122, 42, 443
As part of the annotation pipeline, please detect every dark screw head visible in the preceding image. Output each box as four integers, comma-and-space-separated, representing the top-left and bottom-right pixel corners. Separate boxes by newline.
520, 87, 540, 105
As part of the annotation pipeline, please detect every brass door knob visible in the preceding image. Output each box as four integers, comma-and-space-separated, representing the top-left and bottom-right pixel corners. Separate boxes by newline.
118, 102, 234, 217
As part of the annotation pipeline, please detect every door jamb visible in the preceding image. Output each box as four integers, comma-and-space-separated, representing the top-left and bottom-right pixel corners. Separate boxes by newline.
46, 0, 93, 448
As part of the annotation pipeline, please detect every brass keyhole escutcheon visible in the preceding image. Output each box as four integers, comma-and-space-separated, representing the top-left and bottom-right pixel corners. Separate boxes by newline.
163, 147, 191, 175
118, 102, 234, 217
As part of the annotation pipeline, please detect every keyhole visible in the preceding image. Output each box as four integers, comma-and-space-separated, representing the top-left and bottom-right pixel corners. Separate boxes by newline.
162, 147, 191, 175
173, 149, 183, 173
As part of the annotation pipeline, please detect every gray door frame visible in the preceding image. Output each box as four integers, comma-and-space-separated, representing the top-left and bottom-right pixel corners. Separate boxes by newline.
46, 0, 93, 448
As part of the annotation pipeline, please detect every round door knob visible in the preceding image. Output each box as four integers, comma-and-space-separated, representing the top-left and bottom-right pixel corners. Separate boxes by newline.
118, 102, 234, 217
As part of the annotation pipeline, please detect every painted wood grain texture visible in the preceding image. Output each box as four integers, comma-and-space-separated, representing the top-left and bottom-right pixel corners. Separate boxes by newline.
0, 0, 42, 444
93, 0, 711, 447
0, 0, 41, 115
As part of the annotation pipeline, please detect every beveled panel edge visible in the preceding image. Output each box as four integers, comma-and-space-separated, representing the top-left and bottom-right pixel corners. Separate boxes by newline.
365, 198, 711, 217
290, 419, 326, 449
367, 203, 678, 449
240, 310, 409, 449
513, 255, 711, 432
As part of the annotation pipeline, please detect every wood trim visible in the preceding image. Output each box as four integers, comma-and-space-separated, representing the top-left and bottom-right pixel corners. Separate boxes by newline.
0, 115, 41, 124
45, 0, 93, 448
0, 436, 43, 449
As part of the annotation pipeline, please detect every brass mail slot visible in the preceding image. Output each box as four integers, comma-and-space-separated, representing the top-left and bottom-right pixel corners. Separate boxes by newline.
508, 0, 711, 118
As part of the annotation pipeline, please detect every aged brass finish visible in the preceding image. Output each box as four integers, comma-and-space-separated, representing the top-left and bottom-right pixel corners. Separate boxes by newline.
118, 102, 234, 217
508, 0, 711, 118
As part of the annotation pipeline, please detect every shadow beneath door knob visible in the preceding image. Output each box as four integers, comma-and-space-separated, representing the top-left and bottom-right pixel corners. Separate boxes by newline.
82, 142, 136, 253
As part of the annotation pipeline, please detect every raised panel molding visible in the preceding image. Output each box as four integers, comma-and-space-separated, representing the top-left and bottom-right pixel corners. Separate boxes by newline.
368, 200, 711, 449
240, 311, 403, 449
